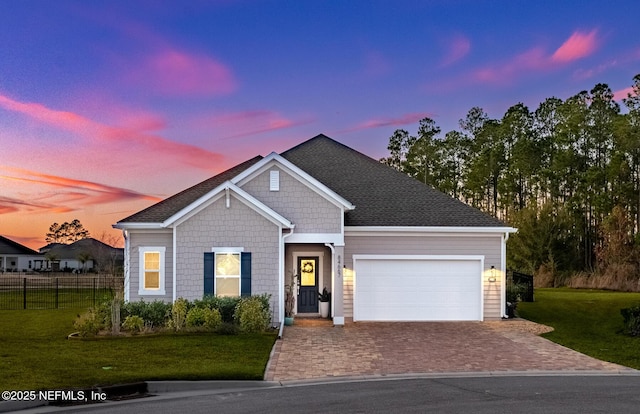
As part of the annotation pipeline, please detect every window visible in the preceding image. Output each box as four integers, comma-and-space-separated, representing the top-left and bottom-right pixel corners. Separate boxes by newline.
139, 246, 166, 295
204, 249, 251, 297
215, 252, 240, 297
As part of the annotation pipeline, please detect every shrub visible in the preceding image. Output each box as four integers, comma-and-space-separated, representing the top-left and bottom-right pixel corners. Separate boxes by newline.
94, 299, 114, 331
73, 309, 102, 337
122, 315, 144, 333
209, 296, 242, 323
186, 307, 207, 327
121, 300, 171, 328
169, 298, 189, 331
621, 306, 640, 336
203, 308, 222, 330
234, 296, 270, 333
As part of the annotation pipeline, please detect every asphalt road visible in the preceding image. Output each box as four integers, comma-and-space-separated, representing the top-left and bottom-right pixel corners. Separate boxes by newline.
20, 375, 640, 414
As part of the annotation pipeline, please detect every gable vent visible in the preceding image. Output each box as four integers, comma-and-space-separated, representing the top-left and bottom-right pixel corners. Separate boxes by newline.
270, 170, 279, 191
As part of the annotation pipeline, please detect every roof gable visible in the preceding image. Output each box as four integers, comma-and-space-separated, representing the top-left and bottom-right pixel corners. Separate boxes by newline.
166, 182, 293, 229
232, 152, 355, 211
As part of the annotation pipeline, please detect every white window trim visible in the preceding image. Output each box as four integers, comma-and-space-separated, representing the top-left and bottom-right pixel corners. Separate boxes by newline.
138, 246, 166, 296
212, 248, 244, 297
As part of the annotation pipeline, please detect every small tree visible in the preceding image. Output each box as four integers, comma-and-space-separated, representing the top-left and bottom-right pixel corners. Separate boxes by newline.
45, 219, 90, 244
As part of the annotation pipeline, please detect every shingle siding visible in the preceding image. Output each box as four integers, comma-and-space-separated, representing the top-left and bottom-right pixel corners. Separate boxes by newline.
240, 166, 342, 234
128, 231, 173, 303
175, 194, 281, 318
343, 234, 503, 320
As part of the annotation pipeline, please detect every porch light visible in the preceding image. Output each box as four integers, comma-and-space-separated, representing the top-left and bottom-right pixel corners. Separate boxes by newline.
488, 266, 497, 283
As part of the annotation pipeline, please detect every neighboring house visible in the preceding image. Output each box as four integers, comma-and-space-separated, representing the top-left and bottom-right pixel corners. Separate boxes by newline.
114, 134, 516, 325
0, 235, 45, 272
39, 238, 124, 272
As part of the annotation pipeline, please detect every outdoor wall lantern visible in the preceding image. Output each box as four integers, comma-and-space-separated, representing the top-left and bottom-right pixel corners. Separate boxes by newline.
488, 265, 497, 283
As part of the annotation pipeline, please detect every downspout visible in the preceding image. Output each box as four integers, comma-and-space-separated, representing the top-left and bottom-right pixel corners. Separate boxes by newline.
173, 225, 177, 302
122, 230, 130, 302
501, 232, 510, 318
279, 226, 295, 339
324, 243, 335, 318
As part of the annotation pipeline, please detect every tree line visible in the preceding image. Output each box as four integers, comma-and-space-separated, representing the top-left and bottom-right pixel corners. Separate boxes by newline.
382, 74, 640, 287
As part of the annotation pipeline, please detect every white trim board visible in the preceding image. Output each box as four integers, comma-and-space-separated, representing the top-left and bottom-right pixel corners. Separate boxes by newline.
346, 226, 517, 235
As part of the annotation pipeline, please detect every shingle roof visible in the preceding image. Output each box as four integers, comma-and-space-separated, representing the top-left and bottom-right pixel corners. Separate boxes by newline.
44, 238, 123, 260
0, 235, 41, 255
281, 134, 506, 227
117, 135, 506, 228
118, 156, 263, 223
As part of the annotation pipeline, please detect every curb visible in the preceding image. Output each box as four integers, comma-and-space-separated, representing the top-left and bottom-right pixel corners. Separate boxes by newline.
3, 370, 639, 412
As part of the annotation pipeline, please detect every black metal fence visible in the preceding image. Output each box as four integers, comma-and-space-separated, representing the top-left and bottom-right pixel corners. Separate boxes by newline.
0, 275, 123, 310
506, 270, 534, 302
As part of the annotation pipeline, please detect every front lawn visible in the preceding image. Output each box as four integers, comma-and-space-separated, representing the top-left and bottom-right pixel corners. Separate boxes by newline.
0, 308, 277, 391
517, 288, 640, 369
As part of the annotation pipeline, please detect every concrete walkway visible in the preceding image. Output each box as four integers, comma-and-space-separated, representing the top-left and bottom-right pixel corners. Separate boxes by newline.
265, 319, 635, 382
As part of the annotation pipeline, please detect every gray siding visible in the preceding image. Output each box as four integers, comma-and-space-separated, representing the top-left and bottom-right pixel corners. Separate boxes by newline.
343, 234, 503, 320
240, 166, 342, 234
176, 193, 281, 318
128, 231, 173, 303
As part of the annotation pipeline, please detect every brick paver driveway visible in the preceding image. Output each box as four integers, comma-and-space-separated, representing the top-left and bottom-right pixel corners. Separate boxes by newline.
265, 319, 636, 382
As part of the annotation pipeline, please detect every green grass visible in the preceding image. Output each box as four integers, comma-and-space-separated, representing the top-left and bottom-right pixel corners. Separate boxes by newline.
0, 289, 115, 310
518, 288, 640, 369
0, 308, 277, 390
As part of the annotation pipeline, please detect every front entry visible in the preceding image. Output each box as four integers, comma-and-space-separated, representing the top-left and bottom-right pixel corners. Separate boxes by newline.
297, 256, 318, 313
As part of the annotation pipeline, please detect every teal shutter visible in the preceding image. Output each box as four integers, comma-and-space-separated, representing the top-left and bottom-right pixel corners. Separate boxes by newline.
204, 252, 214, 296
240, 252, 251, 296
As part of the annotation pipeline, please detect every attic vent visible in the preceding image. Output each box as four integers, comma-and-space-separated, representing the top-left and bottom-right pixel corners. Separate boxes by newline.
270, 170, 279, 191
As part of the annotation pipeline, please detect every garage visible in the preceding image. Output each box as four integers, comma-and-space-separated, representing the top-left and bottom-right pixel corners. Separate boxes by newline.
353, 255, 484, 322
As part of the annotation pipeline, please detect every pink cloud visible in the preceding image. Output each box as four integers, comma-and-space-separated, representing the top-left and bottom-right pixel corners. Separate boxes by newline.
128, 48, 237, 96
0, 93, 224, 171
0, 167, 162, 215
614, 86, 636, 101
0, 194, 75, 215
473, 47, 547, 84
467, 29, 600, 86
345, 112, 434, 132
552, 29, 599, 63
440, 34, 471, 67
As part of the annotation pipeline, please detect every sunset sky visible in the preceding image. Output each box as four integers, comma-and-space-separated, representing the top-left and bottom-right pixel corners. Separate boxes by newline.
1, 1, 639, 249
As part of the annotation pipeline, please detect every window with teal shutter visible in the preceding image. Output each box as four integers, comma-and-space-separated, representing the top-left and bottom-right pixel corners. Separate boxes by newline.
204, 251, 251, 297
241, 252, 251, 296
204, 252, 214, 296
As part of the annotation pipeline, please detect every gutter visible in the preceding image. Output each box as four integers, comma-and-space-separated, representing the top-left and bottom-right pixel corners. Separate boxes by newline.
324, 243, 336, 319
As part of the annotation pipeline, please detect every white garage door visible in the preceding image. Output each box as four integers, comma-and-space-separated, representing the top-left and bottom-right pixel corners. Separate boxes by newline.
353, 256, 483, 321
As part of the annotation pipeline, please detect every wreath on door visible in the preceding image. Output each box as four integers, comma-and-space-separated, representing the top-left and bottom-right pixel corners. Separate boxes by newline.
302, 261, 314, 274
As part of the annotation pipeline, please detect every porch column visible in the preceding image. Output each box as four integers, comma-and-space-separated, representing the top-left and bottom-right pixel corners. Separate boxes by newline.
333, 245, 345, 325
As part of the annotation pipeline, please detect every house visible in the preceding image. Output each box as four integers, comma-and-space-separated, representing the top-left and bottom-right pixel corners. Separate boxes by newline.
39, 238, 124, 273
0, 235, 45, 272
114, 134, 516, 324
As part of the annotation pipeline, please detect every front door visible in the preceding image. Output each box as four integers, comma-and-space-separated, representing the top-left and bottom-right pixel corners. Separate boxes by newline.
297, 257, 318, 313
